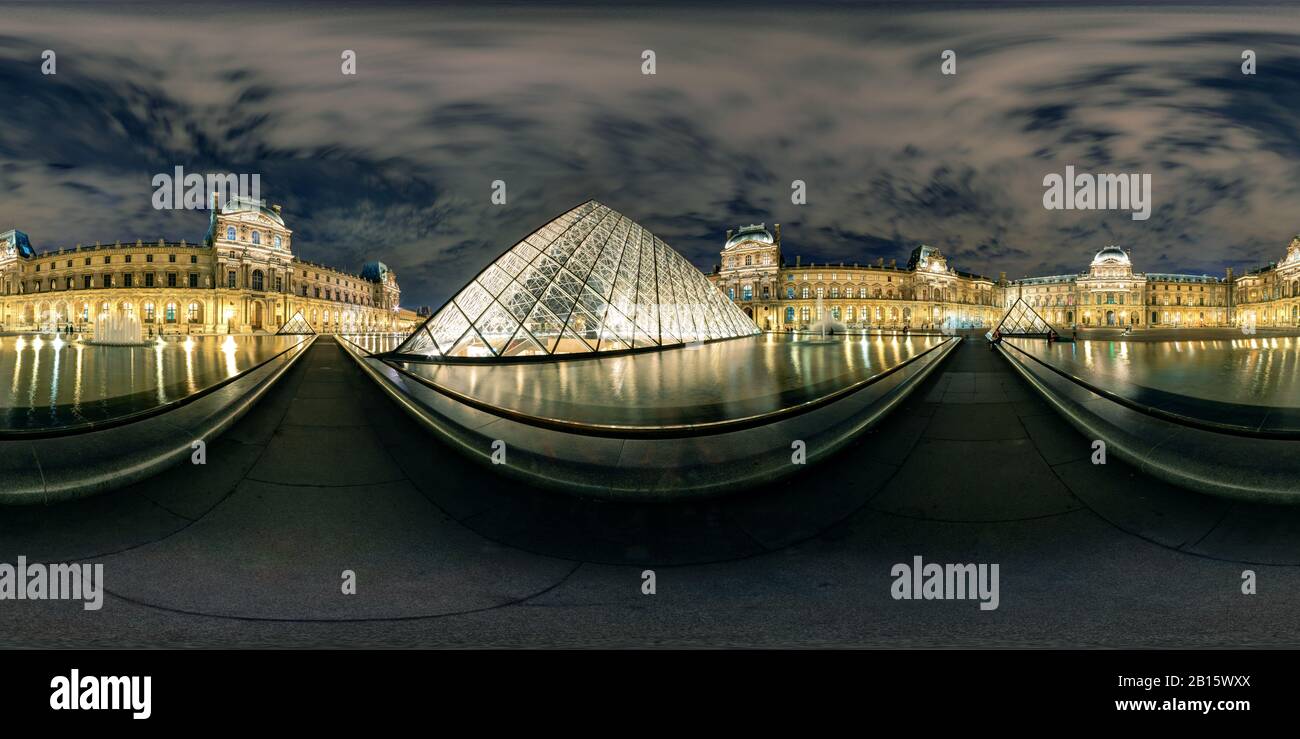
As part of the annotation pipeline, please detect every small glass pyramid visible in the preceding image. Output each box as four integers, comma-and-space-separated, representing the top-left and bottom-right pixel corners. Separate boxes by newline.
276, 310, 316, 335
392, 201, 759, 359
994, 298, 1053, 336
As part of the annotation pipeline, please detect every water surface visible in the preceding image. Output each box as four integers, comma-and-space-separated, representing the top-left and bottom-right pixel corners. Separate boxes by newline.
0, 334, 309, 433
394, 332, 950, 428
1007, 336, 1300, 433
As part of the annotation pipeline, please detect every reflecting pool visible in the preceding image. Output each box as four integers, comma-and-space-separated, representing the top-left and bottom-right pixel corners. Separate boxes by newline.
391, 332, 951, 428
339, 333, 407, 356
1006, 336, 1300, 433
0, 334, 310, 433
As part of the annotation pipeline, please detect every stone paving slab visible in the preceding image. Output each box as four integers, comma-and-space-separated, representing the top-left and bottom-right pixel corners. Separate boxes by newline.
871, 437, 1081, 521
100, 479, 576, 620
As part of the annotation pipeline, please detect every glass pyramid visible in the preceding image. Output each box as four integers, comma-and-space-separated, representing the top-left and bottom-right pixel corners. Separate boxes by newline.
393, 201, 760, 359
276, 309, 316, 335
994, 298, 1053, 337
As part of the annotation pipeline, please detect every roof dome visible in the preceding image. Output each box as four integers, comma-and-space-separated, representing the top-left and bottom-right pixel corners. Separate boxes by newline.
393, 201, 759, 360
1091, 245, 1130, 266
361, 261, 390, 283
725, 224, 774, 249
221, 196, 285, 226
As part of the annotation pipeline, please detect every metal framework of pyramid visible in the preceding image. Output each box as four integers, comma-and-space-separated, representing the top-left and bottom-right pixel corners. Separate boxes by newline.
994, 298, 1053, 336
392, 201, 760, 360
276, 310, 316, 335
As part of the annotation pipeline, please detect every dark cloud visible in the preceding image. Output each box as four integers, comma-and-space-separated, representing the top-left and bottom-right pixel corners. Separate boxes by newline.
3, 4, 1300, 309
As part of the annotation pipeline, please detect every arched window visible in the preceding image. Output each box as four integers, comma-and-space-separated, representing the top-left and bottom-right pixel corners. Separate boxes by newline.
226, 226, 236, 241
165, 302, 177, 323
188, 302, 201, 322
252, 270, 264, 291
252, 231, 261, 245
144, 302, 156, 321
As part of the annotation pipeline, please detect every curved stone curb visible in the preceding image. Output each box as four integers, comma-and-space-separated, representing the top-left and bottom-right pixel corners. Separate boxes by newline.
998, 342, 1300, 504
339, 335, 959, 500
0, 336, 315, 505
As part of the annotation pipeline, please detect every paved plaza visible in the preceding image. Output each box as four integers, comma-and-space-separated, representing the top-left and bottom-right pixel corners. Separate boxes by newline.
3, 336, 1298, 648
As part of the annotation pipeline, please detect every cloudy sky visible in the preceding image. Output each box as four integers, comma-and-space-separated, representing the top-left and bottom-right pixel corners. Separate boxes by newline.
4, 1, 1300, 308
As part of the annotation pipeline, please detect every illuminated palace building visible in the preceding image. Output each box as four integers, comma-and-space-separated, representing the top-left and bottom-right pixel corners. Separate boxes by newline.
0, 198, 412, 334
712, 225, 1300, 330
708, 224, 1001, 331
1001, 239, 1299, 329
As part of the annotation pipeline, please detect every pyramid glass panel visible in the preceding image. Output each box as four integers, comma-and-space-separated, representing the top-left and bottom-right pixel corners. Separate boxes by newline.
394, 201, 759, 359
276, 310, 316, 335
994, 299, 1054, 336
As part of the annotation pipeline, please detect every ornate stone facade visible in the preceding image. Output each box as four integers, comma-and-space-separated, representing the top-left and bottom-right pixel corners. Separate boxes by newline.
1000, 245, 1233, 329
707, 224, 1001, 331
0, 198, 412, 334
709, 226, 1300, 331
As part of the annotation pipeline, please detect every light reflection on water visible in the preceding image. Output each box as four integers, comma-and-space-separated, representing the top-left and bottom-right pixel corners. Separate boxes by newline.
397, 332, 947, 426
0, 334, 307, 431
340, 333, 407, 355
1012, 336, 1300, 409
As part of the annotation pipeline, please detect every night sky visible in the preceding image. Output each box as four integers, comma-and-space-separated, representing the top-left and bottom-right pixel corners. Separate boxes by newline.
4, 1, 1300, 309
